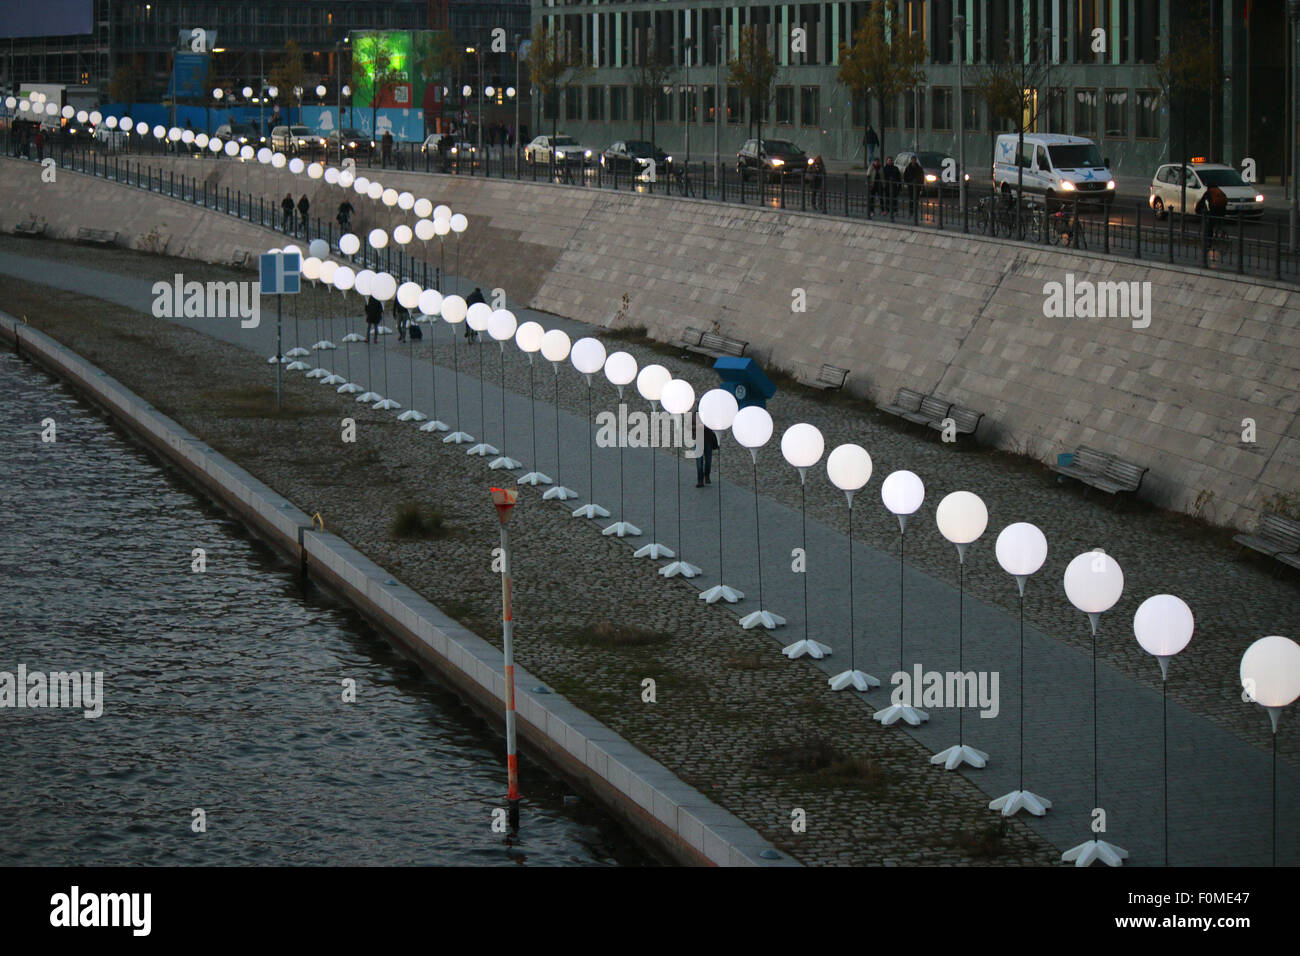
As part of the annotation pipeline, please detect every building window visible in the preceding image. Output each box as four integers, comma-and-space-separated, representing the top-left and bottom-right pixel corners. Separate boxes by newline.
726, 86, 742, 124
799, 85, 819, 127
851, 95, 867, 128
776, 85, 794, 125
1045, 87, 1066, 134
632, 87, 646, 123
961, 87, 979, 131
565, 87, 581, 121
1103, 89, 1128, 139
587, 85, 604, 121
931, 87, 952, 131
656, 85, 672, 122
1135, 88, 1160, 140
902, 89, 920, 132
702, 84, 717, 123
881, 94, 898, 130
678, 84, 696, 123
1074, 88, 1098, 137
610, 85, 628, 122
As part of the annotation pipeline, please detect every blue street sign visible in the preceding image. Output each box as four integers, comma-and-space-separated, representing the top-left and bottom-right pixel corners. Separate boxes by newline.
259, 251, 301, 295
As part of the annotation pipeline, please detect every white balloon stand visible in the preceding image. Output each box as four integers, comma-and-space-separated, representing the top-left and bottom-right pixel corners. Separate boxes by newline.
420, 418, 450, 432
1061, 839, 1128, 867
305, 366, 328, 379
518, 470, 553, 485
989, 790, 1053, 817
930, 744, 989, 771
659, 558, 701, 578
357, 391, 383, 403
467, 441, 499, 457
286, 347, 310, 358
782, 638, 831, 659
602, 520, 641, 538
267, 354, 288, 364
872, 702, 930, 726
342, 332, 364, 343
490, 454, 523, 470
398, 409, 428, 422
321, 373, 346, 386
543, 484, 578, 500
634, 541, 675, 559
443, 430, 475, 445
373, 398, 401, 410
828, 668, 879, 691
700, 584, 744, 604
311, 340, 336, 350
740, 609, 786, 630
337, 382, 362, 395
571, 502, 610, 519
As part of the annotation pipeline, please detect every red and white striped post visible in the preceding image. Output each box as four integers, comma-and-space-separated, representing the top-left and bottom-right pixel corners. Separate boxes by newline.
490, 486, 521, 831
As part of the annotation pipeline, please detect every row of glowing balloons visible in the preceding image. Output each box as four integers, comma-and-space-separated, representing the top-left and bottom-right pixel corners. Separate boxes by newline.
254, 272, 1300, 716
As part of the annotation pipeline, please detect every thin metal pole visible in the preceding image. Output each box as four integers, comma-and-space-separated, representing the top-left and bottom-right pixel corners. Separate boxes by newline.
275, 295, 283, 410
498, 517, 520, 831
553, 366, 563, 485
750, 458, 764, 611
529, 359, 538, 473
1019, 593, 1025, 792
958, 559, 964, 745
715, 438, 724, 585
847, 499, 856, 671
1163, 676, 1168, 867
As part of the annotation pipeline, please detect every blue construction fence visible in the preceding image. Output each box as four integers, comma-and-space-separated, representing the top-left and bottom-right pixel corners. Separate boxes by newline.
90, 103, 427, 141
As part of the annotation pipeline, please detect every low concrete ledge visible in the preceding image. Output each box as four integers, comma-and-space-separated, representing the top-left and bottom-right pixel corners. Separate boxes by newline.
0, 310, 798, 868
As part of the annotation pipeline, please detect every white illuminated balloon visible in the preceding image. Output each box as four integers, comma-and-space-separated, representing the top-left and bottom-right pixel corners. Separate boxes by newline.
414, 198, 433, 218
338, 170, 354, 188
308, 162, 323, 179
289, 157, 305, 174
415, 219, 435, 241
324, 167, 340, 184
1063, 551, 1124, 615
354, 175, 370, 194
433, 219, 451, 237
333, 265, 355, 292
1240, 636, 1300, 710
995, 522, 1048, 578
880, 469, 925, 516
318, 260, 338, 284
302, 256, 322, 281
397, 281, 421, 310
466, 302, 492, 331
281, 243, 302, 260
398, 191, 415, 210
153, 124, 166, 138
224, 140, 239, 156
635, 364, 671, 403
371, 272, 397, 301
826, 444, 872, 493
540, 329, 572, 364
659, 379, 695, 416
418, 289, 443, 316
441, 294, 468, 323
570, 337, 606, 376
257, 147, 272, 163
698, 388, 739, 432
781, 423, 824, 470
732, 405, 773, 450
381, 188, 398, 206
450, 213, 468, 233
393, 224, 413, 245
309, 238, 329, 259
339, 233, 360, 256
515, 321, 545, 353
1133, 595, 1194, 662
367, 228, 388, 249
433, 203, 452, 221
271, 152, 286, 168
240, 145, 254, 160
366, 181, 383, 200
487, 309, 517, 342
935, 491, 988, 545
604, 351, 637, 388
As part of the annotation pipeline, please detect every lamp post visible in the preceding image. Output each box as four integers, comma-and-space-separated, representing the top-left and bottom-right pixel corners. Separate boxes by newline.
931, 491, 990, 770
633, 364, 674, 559
659, 380, 700, 578
570, 337, 611, 521
1133, 594, 1194, 865
988, 522, 1052, 817
540, 330, 577, 501
514, 321, 551, 486
698, 388, 743, 604
1240, 635, 1300, 866
778, 424, 825, 653
1290, 1, 1300, 251
713, 24, 723, 187
734, 406, 782, 629
440, 294, 475, 445
1061, 549, 1128, 867
487, 310, 522, 470
467, 44, 484, 160
514, 34, 523, 163
602, 351, 641, 538
465, 301, 498, 458
825, 444, 875, 683
873, 470, 929, 726
954, 15, 965, 213
489, 485, 522, 832
417, 287, 450, 432
683, 36, 694, 169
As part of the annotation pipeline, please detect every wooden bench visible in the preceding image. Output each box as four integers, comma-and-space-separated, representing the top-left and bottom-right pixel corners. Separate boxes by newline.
1233, 512, 1300, 560
230, 249, 251, 269
12, 218, 46, 237
797, 363, 850, 391
928, 404, 984, 438
676, 326, 748, 359
76, 227, 118, 245
1051, 445, 1147, 495
902, 395, 953, 427
877, 387, 925, 419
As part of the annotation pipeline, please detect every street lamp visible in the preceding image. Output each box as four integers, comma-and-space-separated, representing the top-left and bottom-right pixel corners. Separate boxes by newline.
954, 15, 965, 215
683, 36, 694, 170
1290, 1, 1300, 250
514, 33, 523, 162
467, 44, 484, 160
1042, 26, 1053, 134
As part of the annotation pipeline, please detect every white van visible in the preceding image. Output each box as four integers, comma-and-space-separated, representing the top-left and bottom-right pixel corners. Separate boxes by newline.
993, 133, 1115, 209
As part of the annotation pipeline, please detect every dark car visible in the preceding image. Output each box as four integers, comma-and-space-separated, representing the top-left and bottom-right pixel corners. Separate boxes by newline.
327, 128, 375, 156
214, 122, 265, 147
601, 139, 672, 173
737, 138, 813, 181
894, 150, 971, 194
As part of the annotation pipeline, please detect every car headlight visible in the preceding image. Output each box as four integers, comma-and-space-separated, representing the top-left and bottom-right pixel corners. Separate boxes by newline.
963, 173, 971, 181
770, 158, 784, 167
925, 173, 937, 183
450, 147, 458, 155
1256, 194, 1264, 202
664, 156, 672, 164
555, 150, 566, 158
1060, 181, 1076, 191
1106, 180, 1116, 190
584, 149, 592, 158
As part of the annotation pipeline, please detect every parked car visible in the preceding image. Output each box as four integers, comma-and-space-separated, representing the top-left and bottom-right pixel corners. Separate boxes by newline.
271, 125, 326, 153
993, 132, 1115, 209
893, 150, 971, 194
600, 140, 671, 173
326, 128, 375, 156
1148, 162, 1264, 220
524, 134, 593, 166
419, 133, 476, 158
737, 138, 814, 181
213, 122, 265, 147
92, 125, 129, 149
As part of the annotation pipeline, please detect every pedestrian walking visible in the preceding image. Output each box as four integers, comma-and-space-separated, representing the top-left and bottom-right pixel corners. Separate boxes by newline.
34, 127, 45, 162
695, 413, 718, 487
464, 287, 485, 342
1199, 184, 1229, 242
882, 156, 902, 215
394, 295, 411, 342
866, 158, 884, 213
336, 198, 353, 232
381, 130, 393, 167
297, 194, 310, 238
863, 124, 879, 167
281, 193, 295, 233
364, 294, 383, 343
808, 155, 826, 210
903, 155, 925, 216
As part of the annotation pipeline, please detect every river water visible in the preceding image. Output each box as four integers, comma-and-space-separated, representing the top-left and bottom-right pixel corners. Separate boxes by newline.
0, 350, 651, 866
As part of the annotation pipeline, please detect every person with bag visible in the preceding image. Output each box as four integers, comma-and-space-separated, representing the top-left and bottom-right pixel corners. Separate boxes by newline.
364, 295, 383, 344
464, 287, 486, 342
393, 295, 411, 342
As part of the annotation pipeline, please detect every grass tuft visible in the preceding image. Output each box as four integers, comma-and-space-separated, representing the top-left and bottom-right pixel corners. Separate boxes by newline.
391, 502, 447, 539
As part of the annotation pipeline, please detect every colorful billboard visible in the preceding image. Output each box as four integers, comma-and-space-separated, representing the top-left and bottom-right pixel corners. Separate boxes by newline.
351, 30, 448, 125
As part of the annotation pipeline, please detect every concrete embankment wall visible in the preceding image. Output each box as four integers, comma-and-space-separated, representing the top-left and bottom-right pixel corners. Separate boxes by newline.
3, 154, 1297, 530
0, 311, 794, 868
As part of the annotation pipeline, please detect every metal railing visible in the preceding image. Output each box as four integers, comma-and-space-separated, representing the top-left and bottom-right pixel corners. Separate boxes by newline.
16, 130, 1300, 287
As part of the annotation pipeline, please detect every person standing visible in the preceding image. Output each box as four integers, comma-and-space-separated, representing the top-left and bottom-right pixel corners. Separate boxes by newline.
808, 155, 826, 211
866, 158, 884, 213
394, 294, 410, 342
281, 193, 295, 233
297, 194, 310, 238
903, 154, 925, 215
34, 126, 45, 162
863, 124, 879, 167
882, 156, 902, 215
364, 294, 383, 344
381, 130, 393, 167
695, 413, 718, 487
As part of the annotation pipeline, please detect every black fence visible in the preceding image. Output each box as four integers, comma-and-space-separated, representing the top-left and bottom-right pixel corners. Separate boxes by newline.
13, 128, 1300, 287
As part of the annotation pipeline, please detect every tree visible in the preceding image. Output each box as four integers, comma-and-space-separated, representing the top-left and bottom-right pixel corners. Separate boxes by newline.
526, 21, 592, 145
728, 25, 777, 151
1156, 16, 1215, 224
415, 30, 458, 134
633, 32, 674, 154
974, 31, 1050, 207
352, 35, 405, 140
109, 58, 150, 115
269, 39, 307, 125
837, 0, 927, 159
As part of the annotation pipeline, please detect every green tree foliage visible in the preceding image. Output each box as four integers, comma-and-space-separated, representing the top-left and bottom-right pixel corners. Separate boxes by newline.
837, 0, 927, 158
